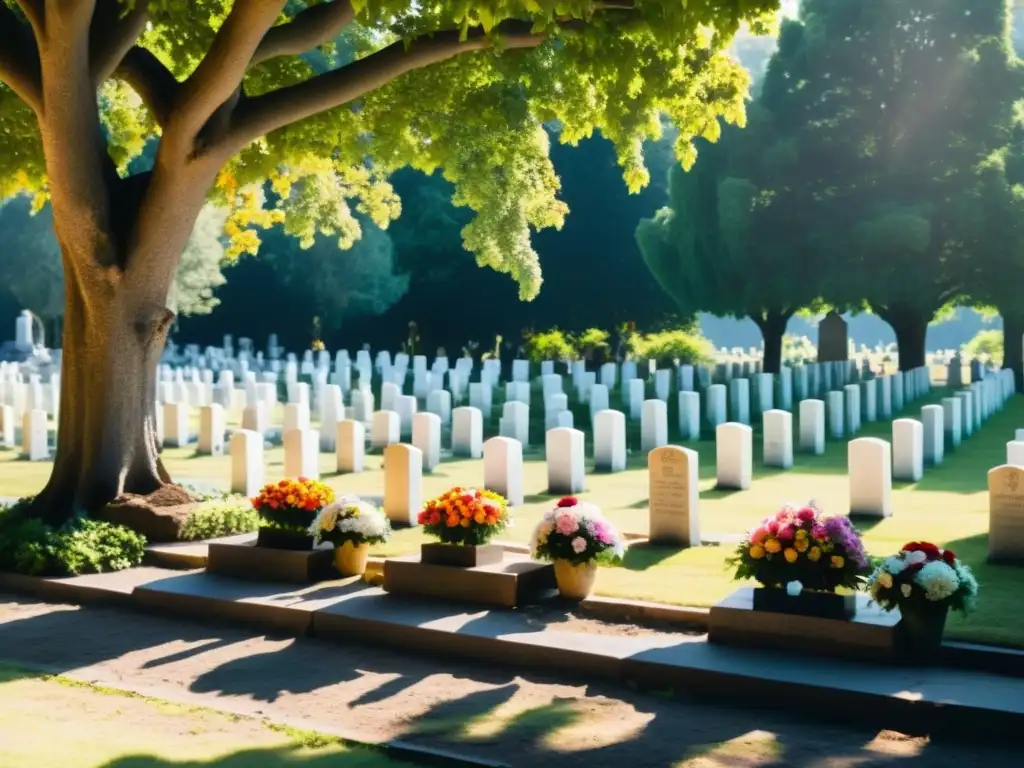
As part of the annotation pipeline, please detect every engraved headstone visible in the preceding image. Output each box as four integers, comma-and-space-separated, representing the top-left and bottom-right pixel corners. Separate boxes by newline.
648, 445, 700, 547
988, 465, 1024, 562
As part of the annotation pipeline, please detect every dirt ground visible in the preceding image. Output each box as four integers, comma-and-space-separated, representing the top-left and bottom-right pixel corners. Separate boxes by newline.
0, 594, 1017, 768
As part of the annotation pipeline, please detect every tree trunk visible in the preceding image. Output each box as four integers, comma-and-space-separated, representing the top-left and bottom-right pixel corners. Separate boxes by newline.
877, 303, 929, 372
32, 257, 174, 527
753, 309, 793, 375
1001, 308, 1024, 393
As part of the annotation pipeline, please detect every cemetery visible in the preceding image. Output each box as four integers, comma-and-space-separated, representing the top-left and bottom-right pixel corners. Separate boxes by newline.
5, 0, 1024, 764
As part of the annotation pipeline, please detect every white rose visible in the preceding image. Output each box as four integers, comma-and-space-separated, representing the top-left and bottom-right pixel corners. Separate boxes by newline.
900, 583, 913, 598
906, 550, 927, 565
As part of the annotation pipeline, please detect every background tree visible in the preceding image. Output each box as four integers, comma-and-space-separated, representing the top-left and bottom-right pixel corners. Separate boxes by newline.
0, 0, 779, 525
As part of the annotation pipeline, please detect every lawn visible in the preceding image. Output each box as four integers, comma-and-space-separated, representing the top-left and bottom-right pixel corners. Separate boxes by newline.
0, 664, 412, 768
1, 390, 1022, 647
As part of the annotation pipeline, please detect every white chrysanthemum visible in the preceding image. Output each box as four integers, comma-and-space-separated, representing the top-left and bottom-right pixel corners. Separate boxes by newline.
916, 561, 959, 602
883, 555, 908, 574
905, 550, 928, 566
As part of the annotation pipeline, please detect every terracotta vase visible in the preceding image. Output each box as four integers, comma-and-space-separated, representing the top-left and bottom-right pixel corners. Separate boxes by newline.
554, 559, 598, 600
334, 540, 370, 577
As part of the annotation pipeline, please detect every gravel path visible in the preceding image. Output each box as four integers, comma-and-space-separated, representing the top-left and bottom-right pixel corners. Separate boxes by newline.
0, 594, 1018, 768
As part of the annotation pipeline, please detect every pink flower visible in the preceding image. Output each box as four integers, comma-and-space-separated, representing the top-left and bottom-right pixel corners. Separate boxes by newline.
555, 513, 579, 536
797, 507, 816, 522
594, 521, 614, 545
767, 520, 780, 536
750, 527, 769, 545
811, 524, 827, 540
778, 524, 796, 542
571, 536, 588, 554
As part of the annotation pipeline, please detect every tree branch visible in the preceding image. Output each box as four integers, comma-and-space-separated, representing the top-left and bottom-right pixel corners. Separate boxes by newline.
0, 4, 42, 112
117, 46, 178, 127
223, 21, 546, 154
168, 0, 286, 150
13, 1, 44, 36
251, 0, 354, 67
91, 0, 151, 85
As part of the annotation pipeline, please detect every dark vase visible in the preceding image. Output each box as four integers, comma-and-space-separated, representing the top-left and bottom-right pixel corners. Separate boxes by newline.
895, 602, 948, 659
256, 527, 315, 551
752, 587, 856, 621
421, 543, 504, 568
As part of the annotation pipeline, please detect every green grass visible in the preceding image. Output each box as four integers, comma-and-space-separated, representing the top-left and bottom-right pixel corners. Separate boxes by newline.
0, 663, 415, 767
1, 389, 1020, 647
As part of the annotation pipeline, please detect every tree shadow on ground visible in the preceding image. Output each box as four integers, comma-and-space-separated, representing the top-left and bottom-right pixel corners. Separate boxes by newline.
621, 541, 684, 571
101, 745, 407, 768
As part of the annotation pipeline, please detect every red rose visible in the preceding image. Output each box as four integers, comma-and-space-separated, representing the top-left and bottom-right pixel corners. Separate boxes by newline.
902, 542, 921, 552
942, 549, 957, 565
796, 508, 815, 522
557, 497, 578, 508
918, 542, 941, 560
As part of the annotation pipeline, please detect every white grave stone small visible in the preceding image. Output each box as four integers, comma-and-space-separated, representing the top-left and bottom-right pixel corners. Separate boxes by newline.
319, 384, 343, 451
756, 373, 774, 415
728, 378, 750, 425
763, 409, 793, 469
395, 394, 417, 439
826, 391, 844, 439
627, 378, 644, 420
412, 411, 441, 472
230, 430, 264, 496
716, 422, 752, 490
878, 376, 892, 420
942, 397, 962, 448
706, 384, 727, 428
21, 409, 47, 461
484, 436, 524, 505
284, 401, 310, 434
197, 404, 225, 456
892, 419, 923, 482
677, 391, 700, 441
593, 409, 626, 473
163, 402, 189, 448
426, 389, 452, 425
848, 437, 892, 518
921, 404, 944, 466
241, 402, 268, 435
0, 404, 14, 448
843, 383, 860, 435
861, 380, 877, 422
452, 406, 483, 458
546, 427, 585, 494
641, 399, 668, 452
336, 420, 365, 474
284, 428, 319, 479
648, 445, 700, 546
799, 399, 825, 455
371, 410, 400, 451
1007, 441, 1024, 467
500, 400, 529, 445
383, 443, 423, 526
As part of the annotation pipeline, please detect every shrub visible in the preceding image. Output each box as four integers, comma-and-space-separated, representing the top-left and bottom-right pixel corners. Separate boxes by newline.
522, 329, 575, 362
179, 496, 261, 541
629, 328, 714, 368
964, 329, 1002, 365
0, 500, 146, 577
574, 328, 611, 361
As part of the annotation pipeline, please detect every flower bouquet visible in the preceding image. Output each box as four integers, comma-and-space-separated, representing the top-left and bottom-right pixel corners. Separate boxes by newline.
867, 541, 978, 654
530, 497, 626, 599
251, 478, 335, 550
729, 502, 869, 619
417, 487, 510, 567
309, 495, 391, 576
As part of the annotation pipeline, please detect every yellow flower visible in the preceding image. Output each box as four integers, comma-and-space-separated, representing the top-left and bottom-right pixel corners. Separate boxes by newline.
795, 529, 808, 540
749, 545, 766, 560
460, 518, 471, 528
285, 495, 296, 506
830, 555, 845, 569
784, 548, 799, 563
878, 571, 893, 589
473, 511, 486, 524
794, 538, 809, 553
808, 546, 821, 562
764, 538, 782, 554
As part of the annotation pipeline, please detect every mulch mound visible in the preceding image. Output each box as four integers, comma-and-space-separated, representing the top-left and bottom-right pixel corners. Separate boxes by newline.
100, 484, 198, 543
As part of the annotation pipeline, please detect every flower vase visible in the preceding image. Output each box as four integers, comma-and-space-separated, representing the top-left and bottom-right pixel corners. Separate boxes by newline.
334, 541, 370, 577
895, 602, 948, 659
554, 560, 597, 600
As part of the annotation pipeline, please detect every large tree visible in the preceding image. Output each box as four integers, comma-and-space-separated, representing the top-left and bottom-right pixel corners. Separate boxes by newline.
0, 0, 777, 526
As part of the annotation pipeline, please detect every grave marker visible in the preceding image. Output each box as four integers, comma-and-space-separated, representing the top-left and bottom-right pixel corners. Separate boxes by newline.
484, 436, 524, 505
848, 438, 892, 518
716, 422, 752, 490
648, 445, 700, 547
988, 465, 1024, 562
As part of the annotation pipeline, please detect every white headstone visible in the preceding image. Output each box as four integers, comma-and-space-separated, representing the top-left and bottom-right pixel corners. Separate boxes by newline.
380, 381, 400, 412
546, 427, 585, 494
452, 406, 483, 458
716, 422, 752, 490
230, 430, 264, 496
336, 419, 365, 474
589, 383, 610, 421
162, 402, 189, 448
395, 394, 417, 439
483, 436, 524, 505
848, 437, 892, 518
679, 364, 694, 392
763, 409, 793, 469
512, 359, 530, 383
500, 400, 529, 445
921, 404, 944, 466
383, 443, 422, 526
593, 409, 626, 473
1007, 441, 1024, 467
319, 384, 343, 451
861, 379, 876, 422
284, 428, 319, 479
878, 376, 892, 419
426, 388, 452, 426
627, 378, 644, 420
641, 399, 668, 452
283, 401, 310, 434
241, 402, 268, 435
988, 465, 1024, 561
0, 404, 14, 449
555, 410, 574, 429
728, 378, 750, 424
654, 369, 671, 401
755, 373, 774, 415
197, 404, 225, 456
21, 409, 47, 461
843, 383, 860, 435
677, 391, 700, 441
942, 396, 962, 449
371, 410, 400, 451
412, 411, 441, 472
706, 384, 727, 428
648, 445, 700, 546
892, 418, 923, 482
799, 399, 825, 455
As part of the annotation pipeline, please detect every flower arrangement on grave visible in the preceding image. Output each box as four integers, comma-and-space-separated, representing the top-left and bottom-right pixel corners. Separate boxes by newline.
251, 478, 335, 533
867, 542, 978, 654
308, 495, 390, 576
729, 502, 869, 593
418, 487, 510, 546
530, 497, 626, 599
